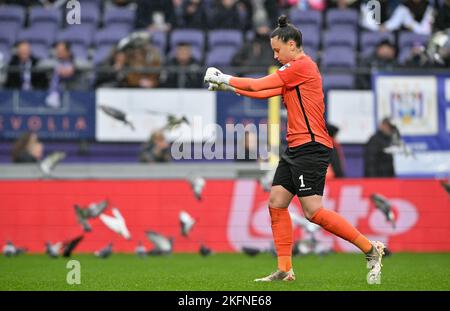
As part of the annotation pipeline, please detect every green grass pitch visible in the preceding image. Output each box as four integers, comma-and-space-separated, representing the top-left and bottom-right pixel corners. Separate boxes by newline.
1, 253, 449, 291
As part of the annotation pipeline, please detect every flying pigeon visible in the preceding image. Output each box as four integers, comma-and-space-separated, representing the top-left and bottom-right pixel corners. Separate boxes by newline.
290, 211, 321, 234
99, 208, 131, 240
145, 110, 189, 130
62, 235, 84, 257
95, 243, 113, 259
99, 104, 135, 131
370, 193, 396, 229
179, 211, 196, 237
39, 151, 66, 176
199, 244, 212, 257
188, 176, 205, 201
74, 205, 92, 232
259, 170, 275, 192
74, 200, 108, 232
145, 231, 172, 255
45, 241, 62, 258
164, 115, 189, 130
135, 241, 147, 258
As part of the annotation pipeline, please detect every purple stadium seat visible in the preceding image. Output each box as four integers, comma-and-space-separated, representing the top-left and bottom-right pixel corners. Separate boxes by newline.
57, 25, 94, 60
168, 46, 203, 63
18, 24, 58, 59
150, 31, 167, 55
29, 6, 61, 25
326, 9, 358, 29
398, 48, 415, 64
360, 31, 395, 56
93, 45, 115, 65
0, 22, 20, 43
289, 9, 322, 28
95, 27, 130, 46
208, 30, 243, 49
93, 27, 130, 64
0, 5, 25, 26
398, 31, 430, 49
321, 46, 356, 68
322, 73, 354, 90
58, 25, 94, 46
0, 27, 16, 47
0, 43, 11, 63
79, 5, 100, 27
303, 46, 318, 62
170, 29, 205, 52
300, 25, 320, 49
206, 46, 238, 67
323, 28, 357, 48
103, 5, 135, 29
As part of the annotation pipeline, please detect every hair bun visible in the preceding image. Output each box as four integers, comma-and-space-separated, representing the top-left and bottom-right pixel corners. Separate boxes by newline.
278, 15, 288, 28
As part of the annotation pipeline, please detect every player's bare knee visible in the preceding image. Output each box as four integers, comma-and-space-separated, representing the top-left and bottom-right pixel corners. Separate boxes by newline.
268, 196, 287, 208
303, 206, 321, 221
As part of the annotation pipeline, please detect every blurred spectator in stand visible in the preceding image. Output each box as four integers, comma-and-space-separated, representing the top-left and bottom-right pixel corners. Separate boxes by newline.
2, 0, 37, 7
403, 41, 430, 66
326, 124, 345, 178
358, 39, 397, 89
171, 0, 208, 29
434, 0, 450, 31
139, 130, 171, 162
376, 0, 434, 35
231, 19, 277, 75
5, 41, 48, 90
111, 0, 133, 7
327, 0, 360, 9
45, 42, 76, 108
210, 0, 244, 30
161, 42, 202, 88
278, 0, 325, 11
11, 131, 44, 163
125, 44, 161, 88
135, 0, 174, 31
95, 48, 127, 87
39, 0, 66, 8
364, 117, 396, 177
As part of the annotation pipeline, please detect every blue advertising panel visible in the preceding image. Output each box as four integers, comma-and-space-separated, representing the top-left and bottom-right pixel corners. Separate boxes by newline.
0, 90, 95, 140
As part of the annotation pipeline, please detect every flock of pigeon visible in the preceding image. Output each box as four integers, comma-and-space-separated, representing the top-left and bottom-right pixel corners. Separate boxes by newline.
2, 176, 207, 259
2, 183, 401, 258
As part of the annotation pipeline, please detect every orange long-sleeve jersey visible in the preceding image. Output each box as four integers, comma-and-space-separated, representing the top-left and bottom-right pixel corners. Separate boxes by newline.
229, 55, 332, 149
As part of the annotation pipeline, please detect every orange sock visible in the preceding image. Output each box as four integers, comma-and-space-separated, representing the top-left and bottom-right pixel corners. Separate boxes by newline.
269, 207, 293, 272
310, 208, 372, 253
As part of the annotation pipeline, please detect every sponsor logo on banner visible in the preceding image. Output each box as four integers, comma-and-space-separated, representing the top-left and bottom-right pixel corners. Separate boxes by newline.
376, 76, 438, 136
227, 181, 420, 252
0, 90, 95, 140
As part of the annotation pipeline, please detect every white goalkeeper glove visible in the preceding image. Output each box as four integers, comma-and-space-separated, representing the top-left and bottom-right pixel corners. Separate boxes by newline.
207, 82, 235, 92
204, 67, 232, 85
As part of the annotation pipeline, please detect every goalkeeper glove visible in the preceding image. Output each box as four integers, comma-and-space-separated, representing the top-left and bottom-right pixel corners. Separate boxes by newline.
204, 67, 232, 85
207, 82, 235, 92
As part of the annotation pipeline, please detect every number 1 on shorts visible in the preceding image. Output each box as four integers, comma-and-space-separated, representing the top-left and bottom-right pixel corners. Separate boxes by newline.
299, 175, 305, 187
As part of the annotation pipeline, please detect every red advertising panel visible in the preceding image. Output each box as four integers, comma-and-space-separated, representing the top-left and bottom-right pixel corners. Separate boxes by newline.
0, 179, 448, 253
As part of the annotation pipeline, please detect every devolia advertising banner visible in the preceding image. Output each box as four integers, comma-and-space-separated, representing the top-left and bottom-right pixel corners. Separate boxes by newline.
0, 91, 95, 140
0, 179, 448, 253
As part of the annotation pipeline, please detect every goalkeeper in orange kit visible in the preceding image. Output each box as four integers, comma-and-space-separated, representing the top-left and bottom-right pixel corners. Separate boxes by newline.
204, 15, 385, 284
